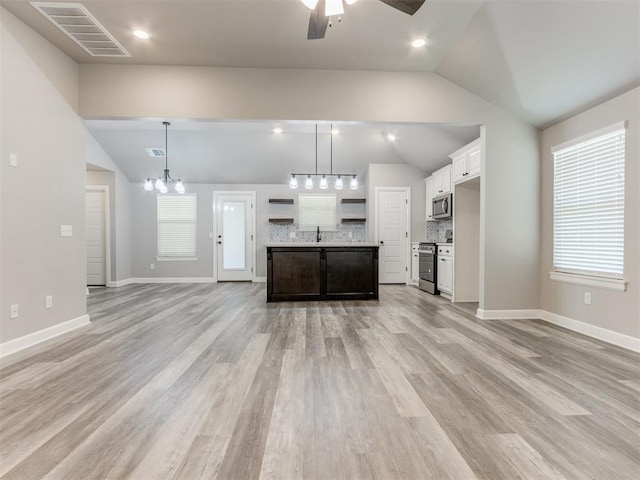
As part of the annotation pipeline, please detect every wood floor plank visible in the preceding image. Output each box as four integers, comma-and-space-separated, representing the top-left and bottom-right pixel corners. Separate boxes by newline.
1, 283, 638, 480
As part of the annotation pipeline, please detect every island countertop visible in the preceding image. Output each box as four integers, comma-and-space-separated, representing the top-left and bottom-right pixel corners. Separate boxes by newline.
266, 242, 379, 247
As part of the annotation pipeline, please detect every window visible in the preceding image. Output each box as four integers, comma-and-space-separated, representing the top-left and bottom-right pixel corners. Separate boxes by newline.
552, 122, 625, 284
298, 193, 337, 231
157, 194, 197, 259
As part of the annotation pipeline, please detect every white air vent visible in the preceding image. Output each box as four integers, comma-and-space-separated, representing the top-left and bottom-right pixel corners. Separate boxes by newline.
30, 2, 131, 57
146, 148, 166, 158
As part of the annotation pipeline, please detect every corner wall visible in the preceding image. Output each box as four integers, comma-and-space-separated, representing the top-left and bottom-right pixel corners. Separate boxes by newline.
540, 87, 640, 339
1, 7, 87, 344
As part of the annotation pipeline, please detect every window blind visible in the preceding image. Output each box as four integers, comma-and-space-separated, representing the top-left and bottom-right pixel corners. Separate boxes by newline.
552, 122, 625, 279
298, 193, 337, 231
157, 194, 197, 258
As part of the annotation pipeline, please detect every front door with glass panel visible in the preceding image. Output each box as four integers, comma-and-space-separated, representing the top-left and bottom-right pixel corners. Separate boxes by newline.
215, 193, 254, 281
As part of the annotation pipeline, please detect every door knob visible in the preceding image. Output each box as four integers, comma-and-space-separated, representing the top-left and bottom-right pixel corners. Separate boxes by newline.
217, 241, 222, 245
380, 241, 384, 245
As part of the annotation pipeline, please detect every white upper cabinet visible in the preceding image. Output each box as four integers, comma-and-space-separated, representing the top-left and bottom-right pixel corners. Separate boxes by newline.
450, 138, 481, 185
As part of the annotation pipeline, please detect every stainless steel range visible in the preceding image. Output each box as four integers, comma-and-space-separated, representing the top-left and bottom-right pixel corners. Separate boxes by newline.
417, 242, 438, 295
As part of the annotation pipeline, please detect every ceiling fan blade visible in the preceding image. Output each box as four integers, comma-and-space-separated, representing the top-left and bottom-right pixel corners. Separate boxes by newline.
378, 0, 425, 15
308, 0, 329, 39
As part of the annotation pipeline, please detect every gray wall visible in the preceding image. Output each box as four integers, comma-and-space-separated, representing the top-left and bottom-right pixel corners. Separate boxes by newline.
1, 8, 86, 343
131, 183, 367, 279
78, 63, 541, 312
366, 163, 427, 243
86, 133, 133, 282
540, 87, 639, 338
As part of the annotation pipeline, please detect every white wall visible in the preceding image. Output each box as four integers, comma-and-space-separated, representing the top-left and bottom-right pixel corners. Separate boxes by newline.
78, 63, 541, 312
540, 87, 640, 339
131, 183, 367, 279
366, 163, 427, 243
86, 133, 133, 282
1, 8, 87, 343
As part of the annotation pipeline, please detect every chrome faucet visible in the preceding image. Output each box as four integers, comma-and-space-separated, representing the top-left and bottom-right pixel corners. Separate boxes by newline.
316, 226, 321, 243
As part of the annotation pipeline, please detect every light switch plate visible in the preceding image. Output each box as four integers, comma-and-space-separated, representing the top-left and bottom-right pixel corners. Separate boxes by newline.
60, 225, 72, 237
46, 295, 53, 308
10, 304, 19, 319
9, 153, 18, 167
150, 263, 155, 270
584, 292, 592, 305
289, 232, 296, 239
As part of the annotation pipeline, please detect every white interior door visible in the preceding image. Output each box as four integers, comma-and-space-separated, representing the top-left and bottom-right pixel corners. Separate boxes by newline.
215, 193, 254, 281
86, 190, 106, 286
377, 189, 409, 284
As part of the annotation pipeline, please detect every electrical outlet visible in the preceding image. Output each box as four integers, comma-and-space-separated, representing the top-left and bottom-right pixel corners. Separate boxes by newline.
10, 304, 19, 319
348, 231, 353, 238
584, 292, 592, 305
46, 295, 53, 308
289, 232, 296, 239
150, 263, 155, 270
60, 225, 73, 237
9, 153, 18, 167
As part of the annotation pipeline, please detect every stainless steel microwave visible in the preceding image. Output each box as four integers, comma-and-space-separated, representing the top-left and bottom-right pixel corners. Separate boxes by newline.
432, 193, 453, 220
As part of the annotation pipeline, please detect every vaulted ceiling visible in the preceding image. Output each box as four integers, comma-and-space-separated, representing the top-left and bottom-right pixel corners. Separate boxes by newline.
3, 0, 638, 183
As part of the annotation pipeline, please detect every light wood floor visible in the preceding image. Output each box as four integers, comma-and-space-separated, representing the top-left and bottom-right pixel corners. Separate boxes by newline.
1, 283, 639, 479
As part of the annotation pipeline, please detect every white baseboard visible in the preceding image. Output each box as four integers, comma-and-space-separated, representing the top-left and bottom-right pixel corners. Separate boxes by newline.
0, 314, 91, 358
475, 308, 639, 352
253, 276, 266, 283
539, 310, 640, 353
131, 277, 215, 284
108, 278, 134, 287
476, 308, 541, 320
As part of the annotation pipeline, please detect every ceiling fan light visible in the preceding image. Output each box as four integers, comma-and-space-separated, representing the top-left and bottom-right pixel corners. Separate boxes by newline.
319, 175, 328, 189
301, 0, 319, 9
350, 175, 358, 190
325, 0, 344, 17
175, 180, 185, 194
335, 175, 343, 190
289, 174, 298, 189
345, 0, 357, 4
305, 175, 314, 189
144, 179, 154, 191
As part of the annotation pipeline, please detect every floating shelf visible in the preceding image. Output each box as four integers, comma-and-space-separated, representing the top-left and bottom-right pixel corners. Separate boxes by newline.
269, 199, 294, 204
269, 218, 294, 224
341, 198, 366, 204
341, 218, 367, 223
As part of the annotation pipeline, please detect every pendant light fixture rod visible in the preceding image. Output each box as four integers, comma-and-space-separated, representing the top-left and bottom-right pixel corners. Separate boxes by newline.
164, 121, 169, 173
315, 124, 318, 174
330, 123, 333, 175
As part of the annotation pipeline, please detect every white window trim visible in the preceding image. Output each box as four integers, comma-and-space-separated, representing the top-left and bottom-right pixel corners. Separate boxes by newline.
549, 271, 627, 292
156, 256, 199, 262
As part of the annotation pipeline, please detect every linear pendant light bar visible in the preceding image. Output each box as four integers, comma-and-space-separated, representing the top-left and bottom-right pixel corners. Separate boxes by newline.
289, 123, 358, 190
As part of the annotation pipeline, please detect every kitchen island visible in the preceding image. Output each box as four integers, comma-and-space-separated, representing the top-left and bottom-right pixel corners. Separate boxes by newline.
266, 243, 379, 302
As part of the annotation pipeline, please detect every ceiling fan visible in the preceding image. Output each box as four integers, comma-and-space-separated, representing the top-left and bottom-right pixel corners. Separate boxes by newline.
303, 0, 425, 40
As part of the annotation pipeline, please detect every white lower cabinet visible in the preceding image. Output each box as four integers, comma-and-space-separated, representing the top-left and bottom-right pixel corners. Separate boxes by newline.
411, 243, 420, 284
437, 245, 453, 295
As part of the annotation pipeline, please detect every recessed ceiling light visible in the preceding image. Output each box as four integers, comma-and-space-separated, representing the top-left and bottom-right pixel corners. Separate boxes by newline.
133, 29, 150, 39
273, 127, 283, 134
411, 38, 426, 48
387, 134, 397, 142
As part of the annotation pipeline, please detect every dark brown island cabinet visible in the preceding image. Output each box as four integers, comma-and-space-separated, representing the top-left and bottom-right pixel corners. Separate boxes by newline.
266, 244, 379, 302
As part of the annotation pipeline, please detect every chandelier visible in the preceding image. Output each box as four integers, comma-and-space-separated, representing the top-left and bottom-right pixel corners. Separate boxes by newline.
143, 121, 185, 194
289, 124, 358, 190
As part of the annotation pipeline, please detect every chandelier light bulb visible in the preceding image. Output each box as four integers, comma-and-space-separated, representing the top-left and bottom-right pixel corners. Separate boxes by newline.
334, 175, 343, 190
155, 178, 164, 190
305, 175, 313, 189
175, 180, 185, 194
350, 175, 358, 190
325, 0, 344, 16
289, 174, 298, 189
144, 179, 154, 191
160, 183, 168, 194
319, 175, 328, 189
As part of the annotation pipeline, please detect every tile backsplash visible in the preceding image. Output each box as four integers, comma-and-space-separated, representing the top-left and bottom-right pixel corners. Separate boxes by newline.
269, 223, 367, 243
426, 219, 452, 243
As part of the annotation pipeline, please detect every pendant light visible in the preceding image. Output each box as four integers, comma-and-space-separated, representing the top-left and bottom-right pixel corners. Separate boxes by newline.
288, 123, 358, 190
144, 121, 185, 194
